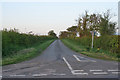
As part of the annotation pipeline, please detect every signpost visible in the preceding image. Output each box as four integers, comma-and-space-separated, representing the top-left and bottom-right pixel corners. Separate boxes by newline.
90, 31, 96, 48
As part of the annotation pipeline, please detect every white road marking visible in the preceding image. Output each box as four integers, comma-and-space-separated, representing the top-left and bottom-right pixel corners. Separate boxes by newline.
73, 55, 96, 62
32, 74, 47, 77
73, 55, 81, 61
90, 70, 103, 72
63, 57, 87, 75
73, 70, 84, 72
10, 75, 26, 77
63, 57, 73, 71
108, 70, 120, 72
53, 73, 66, 76
112, 72, 120, 74
93, 72, 108, 75
3, 69, 12, 72
72, 71, 88, 75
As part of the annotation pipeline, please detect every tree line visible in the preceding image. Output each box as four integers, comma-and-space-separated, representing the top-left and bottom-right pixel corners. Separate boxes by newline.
59, 10, 119, 56
59, 10, 117, 38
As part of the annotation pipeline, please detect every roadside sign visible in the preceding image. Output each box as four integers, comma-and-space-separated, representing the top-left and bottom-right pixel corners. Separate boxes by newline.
90, 31, 96, 48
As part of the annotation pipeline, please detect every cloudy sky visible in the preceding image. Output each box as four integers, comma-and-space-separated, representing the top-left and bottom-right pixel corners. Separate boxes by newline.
1, 1, 118, 36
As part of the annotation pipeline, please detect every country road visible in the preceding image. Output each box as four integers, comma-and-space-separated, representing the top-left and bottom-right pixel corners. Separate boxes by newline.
2, 40, 119, 78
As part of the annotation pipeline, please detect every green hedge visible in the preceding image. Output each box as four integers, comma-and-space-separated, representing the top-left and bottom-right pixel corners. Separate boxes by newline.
94, 35, 119, 53
66, 35, 119, 57
2, 29, 56, 57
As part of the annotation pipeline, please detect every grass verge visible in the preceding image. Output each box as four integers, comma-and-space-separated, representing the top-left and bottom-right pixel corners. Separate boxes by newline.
61, 39, 118, 61
2, 39, 55, 66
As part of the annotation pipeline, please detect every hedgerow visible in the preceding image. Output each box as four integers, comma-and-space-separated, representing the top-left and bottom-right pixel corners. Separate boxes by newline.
2, 29, 56, 57
66, 35, 119, 57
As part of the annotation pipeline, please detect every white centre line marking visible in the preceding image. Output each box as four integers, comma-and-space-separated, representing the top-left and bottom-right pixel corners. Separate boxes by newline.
90, 70, 103, 72
93, 72, 108, 75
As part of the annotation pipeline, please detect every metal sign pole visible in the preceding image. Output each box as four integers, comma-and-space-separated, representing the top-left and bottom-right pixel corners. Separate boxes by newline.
91, 31, 94, 48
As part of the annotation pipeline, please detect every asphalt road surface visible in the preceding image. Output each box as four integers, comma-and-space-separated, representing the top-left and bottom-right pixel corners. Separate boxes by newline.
2, 40, 119, 78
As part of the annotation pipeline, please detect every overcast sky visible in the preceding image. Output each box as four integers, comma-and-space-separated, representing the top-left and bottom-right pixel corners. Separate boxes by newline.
1, 1, 118, 36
